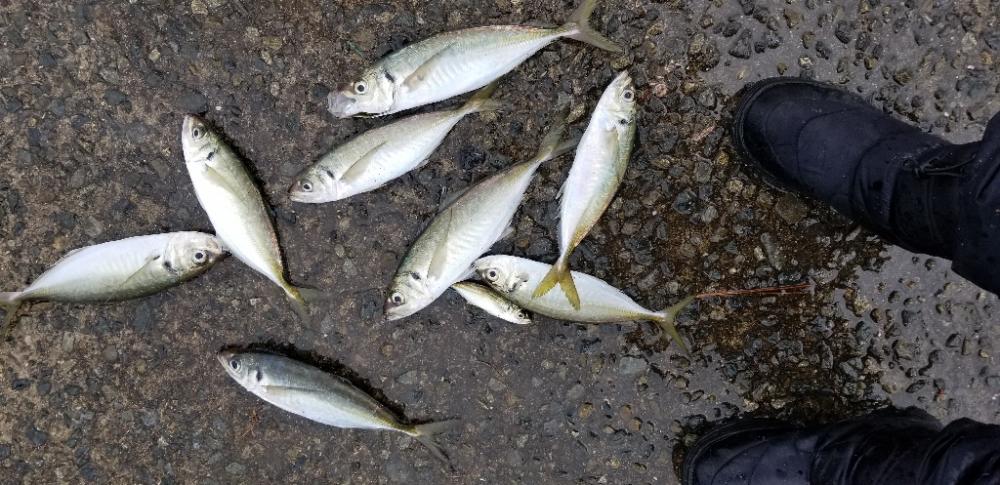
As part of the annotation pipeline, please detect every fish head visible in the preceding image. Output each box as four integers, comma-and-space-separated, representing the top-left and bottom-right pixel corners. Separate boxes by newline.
181, 115, 221, 164
163, 232, 228, 277
289, 166, 341, 203
327, 68, 395, 118
508, 304, 532, 325
218, 350, 264, 390
473, 256, 518, 293
599, 71, 637, 129
383, 272, 431, 321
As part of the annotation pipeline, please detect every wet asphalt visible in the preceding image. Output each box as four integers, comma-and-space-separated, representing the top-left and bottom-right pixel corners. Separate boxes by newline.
1, 0, 999, 483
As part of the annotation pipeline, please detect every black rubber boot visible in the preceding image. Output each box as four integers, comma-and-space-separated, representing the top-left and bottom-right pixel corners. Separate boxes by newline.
732, 77, 1000, 294
682, 408, 1000, 485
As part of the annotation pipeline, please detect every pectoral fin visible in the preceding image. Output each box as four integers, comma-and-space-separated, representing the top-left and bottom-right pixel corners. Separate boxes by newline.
402, 44, 458, 91
340, 141, 388, 186
119, 253, 163, 290
202, 164, 245, 199
427, 208, 455, 282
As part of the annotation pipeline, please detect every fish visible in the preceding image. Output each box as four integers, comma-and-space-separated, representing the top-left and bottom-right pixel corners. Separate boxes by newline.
291, 84, 499, 203
0, 232, 226, 336
532, 71, 636, 310
327, 0, 620, 118
182, 115, 315, 319
218, 350, 457, 469
384, 116, 578, 321
475, 255, 693, 352
451, 281, 531, 325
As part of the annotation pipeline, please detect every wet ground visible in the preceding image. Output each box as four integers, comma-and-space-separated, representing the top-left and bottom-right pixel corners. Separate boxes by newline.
1, 0, 999, 483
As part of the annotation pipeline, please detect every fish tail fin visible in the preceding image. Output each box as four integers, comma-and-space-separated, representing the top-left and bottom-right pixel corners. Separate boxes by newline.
653, 296, 695, 354
459, 82, 501, 116
532, 256, 581, 310
410, 419, 460, 472
0, 292, 22, 340
561, 0, 622, 53
282, 285, 327, 323
529, 112, 580, 166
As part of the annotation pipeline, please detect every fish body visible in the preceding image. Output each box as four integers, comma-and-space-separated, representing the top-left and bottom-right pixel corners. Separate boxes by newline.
0, 232, 226, 333
475, 255, 692, 350
452, 281, 531, 325
533, 71, 636, 309
181, 115, 310, 317
384, 120, 577, 321
3, 232, 225, 303
219, 351, 454, 466
291, 85, 498, 203
328, 0, 619, 118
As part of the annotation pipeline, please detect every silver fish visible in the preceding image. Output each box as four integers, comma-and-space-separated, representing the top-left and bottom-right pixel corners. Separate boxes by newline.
452, 281, 531, 325
291, 84, 498, 203
0, 232, 226, 334
476, 255, 692, 351
533, 71, 636, 309
384, 117, 577, 321
328, 0, 619, 118
218, 351, 456, 468
181, 115, 313, 318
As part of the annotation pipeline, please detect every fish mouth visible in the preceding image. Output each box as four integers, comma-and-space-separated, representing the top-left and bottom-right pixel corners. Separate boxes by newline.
289, 189, 335, 204
327, 90, 359, 118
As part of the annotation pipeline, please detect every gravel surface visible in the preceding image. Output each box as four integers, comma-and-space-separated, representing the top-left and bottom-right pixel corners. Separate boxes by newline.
1, 0, 999, 483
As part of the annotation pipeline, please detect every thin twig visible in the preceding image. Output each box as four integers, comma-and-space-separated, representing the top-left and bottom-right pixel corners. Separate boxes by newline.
695, 281, 814, 299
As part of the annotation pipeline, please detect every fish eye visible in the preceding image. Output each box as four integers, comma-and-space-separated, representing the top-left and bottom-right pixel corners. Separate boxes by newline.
623, 89, 634, 101
485, 269, 499, 281
390, 292, 405, 305
192, 126, 202, 138
229, 359, 240, 370
355, 82, 367, 94
301, 181, 313, 192
193, 251, 207, 263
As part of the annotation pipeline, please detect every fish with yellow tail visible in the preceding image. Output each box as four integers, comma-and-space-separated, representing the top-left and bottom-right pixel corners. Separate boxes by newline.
477, 255, 691, 352
532, 71, 637, 309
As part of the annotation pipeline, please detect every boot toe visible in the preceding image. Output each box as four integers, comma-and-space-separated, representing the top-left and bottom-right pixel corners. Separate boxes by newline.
683, 418, 814, 485
732, 78, 879, 194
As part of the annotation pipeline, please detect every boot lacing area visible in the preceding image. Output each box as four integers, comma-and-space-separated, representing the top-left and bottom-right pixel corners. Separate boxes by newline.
905, 145, 978, 178
888, 143, 979, 257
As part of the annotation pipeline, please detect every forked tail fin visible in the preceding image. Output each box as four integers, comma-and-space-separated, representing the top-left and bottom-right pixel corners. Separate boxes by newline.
561, 0, 622, 52
458, 82, 501, 116
0, 292, 23, 340
410, 419, 461, 472
653, 296, 695, 354
282, 285, 327, 323
532, 256, 581, 310
528, 111, 580, 167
